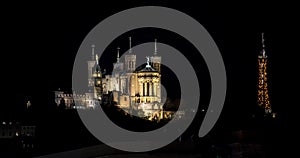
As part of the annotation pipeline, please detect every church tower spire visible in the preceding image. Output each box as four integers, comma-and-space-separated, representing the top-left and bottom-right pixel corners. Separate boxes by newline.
88, 45, 96, 87
117, 47, 120, 63
129, 37, 132, 54
150, 38, 161, 73
154, 39, 157, 56
125, 37, 136, 72
91, 44, 95, 60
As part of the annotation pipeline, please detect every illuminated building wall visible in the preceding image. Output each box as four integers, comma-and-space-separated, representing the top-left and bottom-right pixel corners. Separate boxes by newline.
98, 37, 163, 119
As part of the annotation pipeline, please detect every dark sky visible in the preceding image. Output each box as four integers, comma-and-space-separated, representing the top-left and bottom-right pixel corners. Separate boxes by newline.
2, 1, 296, 122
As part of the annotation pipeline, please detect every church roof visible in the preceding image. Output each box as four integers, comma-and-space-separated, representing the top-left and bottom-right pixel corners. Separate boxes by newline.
135, 56, 158, 72
135, 64, 158, 72
140, 66, 157, 72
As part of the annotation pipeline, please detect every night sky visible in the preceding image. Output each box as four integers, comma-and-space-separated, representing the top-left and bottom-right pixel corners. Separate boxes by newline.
2, 1, 296, 126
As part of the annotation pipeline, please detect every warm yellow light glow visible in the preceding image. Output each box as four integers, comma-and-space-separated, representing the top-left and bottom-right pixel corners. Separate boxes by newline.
258, 55, 272, 114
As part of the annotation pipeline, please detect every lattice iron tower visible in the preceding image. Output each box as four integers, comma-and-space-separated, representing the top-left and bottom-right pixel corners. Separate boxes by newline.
257, 33, 272, 114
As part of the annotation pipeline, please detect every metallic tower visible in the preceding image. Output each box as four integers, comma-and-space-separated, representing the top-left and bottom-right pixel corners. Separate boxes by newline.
257, 33, 272, 114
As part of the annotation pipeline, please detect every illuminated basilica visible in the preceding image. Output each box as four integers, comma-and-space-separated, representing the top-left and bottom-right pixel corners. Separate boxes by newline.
55, 37, 164, 119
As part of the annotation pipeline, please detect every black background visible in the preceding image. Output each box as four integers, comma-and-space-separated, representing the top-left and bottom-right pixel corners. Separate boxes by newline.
1, 0, 297, 156
2, 1, 296, 118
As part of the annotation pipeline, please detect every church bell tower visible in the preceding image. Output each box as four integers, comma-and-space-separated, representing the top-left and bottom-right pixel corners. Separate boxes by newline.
125, 37, 136, 72
151, 39, 161, 73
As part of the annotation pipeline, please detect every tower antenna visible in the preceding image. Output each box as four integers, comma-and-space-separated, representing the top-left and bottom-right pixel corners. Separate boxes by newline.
262, 33, 265, 49
262, 33, 266, 57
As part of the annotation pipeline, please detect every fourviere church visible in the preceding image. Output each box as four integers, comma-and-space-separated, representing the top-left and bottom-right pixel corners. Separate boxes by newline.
55, 37, 164, 119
